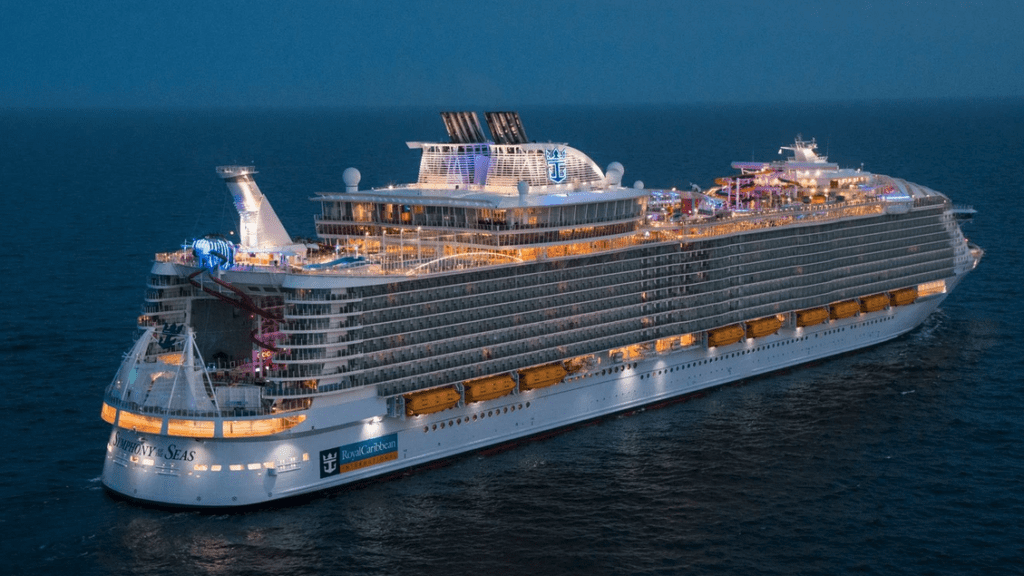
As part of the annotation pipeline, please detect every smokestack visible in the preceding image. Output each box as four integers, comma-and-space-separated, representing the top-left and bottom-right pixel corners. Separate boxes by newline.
215, 166, 292, 250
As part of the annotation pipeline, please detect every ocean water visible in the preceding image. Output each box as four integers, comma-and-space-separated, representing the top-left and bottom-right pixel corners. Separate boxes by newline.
1, 101, 1021, 575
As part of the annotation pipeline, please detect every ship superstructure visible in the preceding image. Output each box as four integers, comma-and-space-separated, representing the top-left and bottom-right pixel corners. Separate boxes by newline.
101, 113, 981, 507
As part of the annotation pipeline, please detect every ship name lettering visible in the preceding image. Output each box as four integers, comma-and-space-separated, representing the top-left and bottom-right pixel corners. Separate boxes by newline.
113, 431, 158, 457
162, 444, 195, 462
340, 438, 397, 461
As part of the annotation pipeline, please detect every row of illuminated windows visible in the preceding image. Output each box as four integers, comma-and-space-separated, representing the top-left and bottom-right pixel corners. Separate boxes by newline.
322, 198, 641, 230
192, 453, 309, 472
102, 404, 306, 438
122, 452, 311, 472
315, 221, 641, 248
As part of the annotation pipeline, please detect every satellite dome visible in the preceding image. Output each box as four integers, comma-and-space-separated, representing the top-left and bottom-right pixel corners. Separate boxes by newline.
606, 162, 624, 186
343, 167, 361, 192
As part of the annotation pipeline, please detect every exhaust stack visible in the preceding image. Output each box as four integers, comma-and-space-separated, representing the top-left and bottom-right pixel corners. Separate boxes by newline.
216, 166, 292, 251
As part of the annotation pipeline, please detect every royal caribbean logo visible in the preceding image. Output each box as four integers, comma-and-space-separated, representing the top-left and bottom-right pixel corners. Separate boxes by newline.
546, 148, 567, 183
320, 433, 398, 478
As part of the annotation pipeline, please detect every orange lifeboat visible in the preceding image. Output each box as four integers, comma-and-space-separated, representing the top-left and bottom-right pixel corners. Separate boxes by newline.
745, 316, 782, 339
796, 307, 829, 327
463, 374, 516, 403
829, 300, 859, 320
860, 293, 889, 313
889, 287, 918, 307
708, 324, 744, 347
404, 386, 461, 417
518, 364, 568, 391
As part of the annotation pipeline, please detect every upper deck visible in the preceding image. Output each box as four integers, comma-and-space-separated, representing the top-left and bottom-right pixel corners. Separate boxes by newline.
157, 175, 947, 280
162, 122, 953, 281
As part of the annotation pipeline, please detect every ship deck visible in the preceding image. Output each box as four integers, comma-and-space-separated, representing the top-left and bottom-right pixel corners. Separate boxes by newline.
157, 192, 945, 279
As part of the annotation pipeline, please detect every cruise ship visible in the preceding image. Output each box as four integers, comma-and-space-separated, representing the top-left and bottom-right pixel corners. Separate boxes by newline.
100, 112, 982, 507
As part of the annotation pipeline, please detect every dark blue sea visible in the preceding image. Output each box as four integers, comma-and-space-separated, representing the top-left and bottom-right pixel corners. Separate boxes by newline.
1, 101, 1021, 575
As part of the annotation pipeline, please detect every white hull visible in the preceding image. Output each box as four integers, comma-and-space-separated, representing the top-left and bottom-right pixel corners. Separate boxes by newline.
102, 290, 946, 507
101, 124, 981, 508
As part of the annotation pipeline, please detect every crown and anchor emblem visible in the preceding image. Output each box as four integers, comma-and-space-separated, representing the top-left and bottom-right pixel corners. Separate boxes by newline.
545, 148, 567, 183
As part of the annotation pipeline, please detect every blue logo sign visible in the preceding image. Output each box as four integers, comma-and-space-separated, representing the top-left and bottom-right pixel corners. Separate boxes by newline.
546, 148, 567, 183
320, 433, 398, 478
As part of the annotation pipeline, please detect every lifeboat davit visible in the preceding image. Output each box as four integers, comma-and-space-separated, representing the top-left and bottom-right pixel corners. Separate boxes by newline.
745, 316, 782, 339
889, 287, 918, 307
859, 293, 889, 313
518, 364, 568, 391
829, 300, 860, 320
463, 374, 516, 403
707, 324, 744, 347
796, 307, 829, 327
404, 386, 461, 417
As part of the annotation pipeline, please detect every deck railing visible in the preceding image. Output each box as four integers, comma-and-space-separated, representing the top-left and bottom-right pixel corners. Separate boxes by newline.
156, 195, 938, 279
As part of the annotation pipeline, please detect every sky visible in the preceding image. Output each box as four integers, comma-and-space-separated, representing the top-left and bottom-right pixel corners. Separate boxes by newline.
2, 0, 1023, 109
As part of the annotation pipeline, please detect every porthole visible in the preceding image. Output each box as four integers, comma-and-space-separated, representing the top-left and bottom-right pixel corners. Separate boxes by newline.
472, 415, 477, 421
424, 426, 428, 433
526, 402, 530, 408
488, 410, 493, 417
511, 406, 515, 412
518, 403, 523, 409
503, 407, 508, 414
432, 424, 437, 430
449, 420, 454, 427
